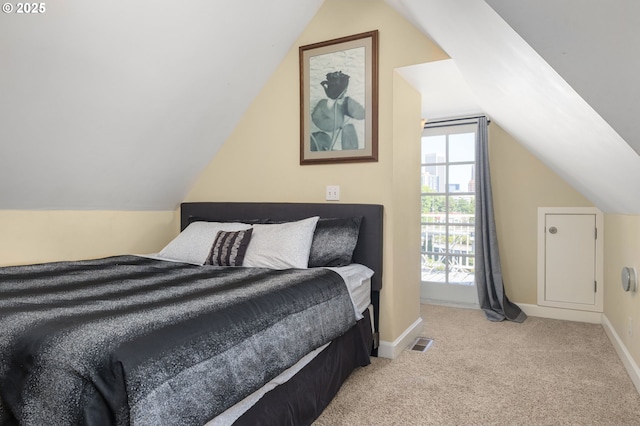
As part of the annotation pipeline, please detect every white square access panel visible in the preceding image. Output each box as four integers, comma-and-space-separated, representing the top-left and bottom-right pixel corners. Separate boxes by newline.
537, 207, 603, 312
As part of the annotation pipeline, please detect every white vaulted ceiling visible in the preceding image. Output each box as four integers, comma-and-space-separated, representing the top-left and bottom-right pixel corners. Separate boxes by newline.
0, 0, 323, 210
485, 0, 640, 156
2, 0, 640, 213
387, 0, 640, 213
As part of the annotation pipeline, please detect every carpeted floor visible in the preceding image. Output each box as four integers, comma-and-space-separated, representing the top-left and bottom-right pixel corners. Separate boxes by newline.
315, 304, 640, 425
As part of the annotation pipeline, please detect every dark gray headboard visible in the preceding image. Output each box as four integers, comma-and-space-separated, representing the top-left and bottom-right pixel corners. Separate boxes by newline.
180, 202, 384, 292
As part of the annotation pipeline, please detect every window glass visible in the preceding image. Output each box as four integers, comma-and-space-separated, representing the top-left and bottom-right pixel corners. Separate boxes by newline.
449, 132, 475, 162
421, 123, 476, 286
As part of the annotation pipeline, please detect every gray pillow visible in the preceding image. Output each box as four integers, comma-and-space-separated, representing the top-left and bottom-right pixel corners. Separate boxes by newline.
308, 217, 362, 267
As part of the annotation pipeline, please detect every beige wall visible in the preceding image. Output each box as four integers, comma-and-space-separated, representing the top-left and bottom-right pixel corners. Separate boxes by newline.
604, 214, 640, 367
390, 71, 423, 339
489, 123, 593, 304
0, 210, 178, 267
185, 0, 446, 342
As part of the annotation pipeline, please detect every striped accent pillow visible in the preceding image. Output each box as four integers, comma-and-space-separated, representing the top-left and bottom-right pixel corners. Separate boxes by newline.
205, 229, 253, 266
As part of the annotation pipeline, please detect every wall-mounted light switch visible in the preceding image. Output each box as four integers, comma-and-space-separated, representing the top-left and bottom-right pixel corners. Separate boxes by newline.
326, 185, 340, 201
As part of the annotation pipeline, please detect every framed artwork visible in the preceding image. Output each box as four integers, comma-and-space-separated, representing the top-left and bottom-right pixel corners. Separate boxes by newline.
299, 30, 379, 165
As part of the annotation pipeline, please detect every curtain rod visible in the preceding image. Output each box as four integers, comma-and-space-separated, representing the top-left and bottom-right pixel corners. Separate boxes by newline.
423, 115, 490, 129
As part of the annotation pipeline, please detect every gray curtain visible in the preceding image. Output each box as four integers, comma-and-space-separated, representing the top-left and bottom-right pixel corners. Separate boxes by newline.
475, 116, 527, 323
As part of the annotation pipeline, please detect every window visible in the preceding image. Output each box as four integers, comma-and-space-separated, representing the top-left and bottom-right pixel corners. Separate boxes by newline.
421, 122, 476, 286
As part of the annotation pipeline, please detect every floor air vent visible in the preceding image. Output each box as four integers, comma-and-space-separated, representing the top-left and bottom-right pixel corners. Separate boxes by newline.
410, 337, 434, 352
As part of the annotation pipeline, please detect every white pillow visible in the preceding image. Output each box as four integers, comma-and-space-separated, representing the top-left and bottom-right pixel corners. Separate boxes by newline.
243, 216, 319, 269
158, 221, 251, 265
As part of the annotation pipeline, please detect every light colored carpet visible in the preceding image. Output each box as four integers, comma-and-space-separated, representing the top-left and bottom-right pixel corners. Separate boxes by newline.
315, 304, 640, 425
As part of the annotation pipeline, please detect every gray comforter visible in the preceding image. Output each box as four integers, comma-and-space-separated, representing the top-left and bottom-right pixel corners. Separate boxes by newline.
0, 255, 356, 425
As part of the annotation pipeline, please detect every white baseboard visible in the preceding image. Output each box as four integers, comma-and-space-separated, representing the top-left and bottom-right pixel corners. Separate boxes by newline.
378, 316, 423, 359
422, 298, 480, 310
422, 301, 602, 323
518, 303, 603, 324
420, 301, 602, 323
602, 314, 640, 395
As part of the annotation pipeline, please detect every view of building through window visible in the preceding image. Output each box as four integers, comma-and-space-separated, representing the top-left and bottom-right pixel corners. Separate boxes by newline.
421, 123, 476, 286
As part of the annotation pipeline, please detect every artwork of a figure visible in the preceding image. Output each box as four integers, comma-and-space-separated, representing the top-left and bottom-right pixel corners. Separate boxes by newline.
310, 70, 365, 151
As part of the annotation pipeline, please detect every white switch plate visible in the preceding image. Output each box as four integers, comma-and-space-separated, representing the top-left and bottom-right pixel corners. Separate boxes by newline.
326, 185, 340, 201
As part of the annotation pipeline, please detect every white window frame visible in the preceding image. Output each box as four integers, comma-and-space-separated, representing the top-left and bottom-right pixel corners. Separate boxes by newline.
421, 122, 477, 292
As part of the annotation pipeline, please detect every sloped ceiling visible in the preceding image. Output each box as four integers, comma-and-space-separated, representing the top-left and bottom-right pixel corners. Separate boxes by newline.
0, 0, 323, 210
486, 0, 640, 156
388, 0, 640, 214
3, 0, 640, 214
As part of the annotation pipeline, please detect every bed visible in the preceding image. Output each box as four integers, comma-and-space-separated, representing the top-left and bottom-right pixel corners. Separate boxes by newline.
0, 202, 383, 425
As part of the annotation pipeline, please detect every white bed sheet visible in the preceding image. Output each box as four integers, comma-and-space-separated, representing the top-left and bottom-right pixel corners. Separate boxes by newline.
327, 263, 373, 319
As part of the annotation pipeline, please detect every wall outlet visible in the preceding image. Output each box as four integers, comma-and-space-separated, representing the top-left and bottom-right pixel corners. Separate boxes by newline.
326, 185, 340, 201
628, 316, 633, 337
